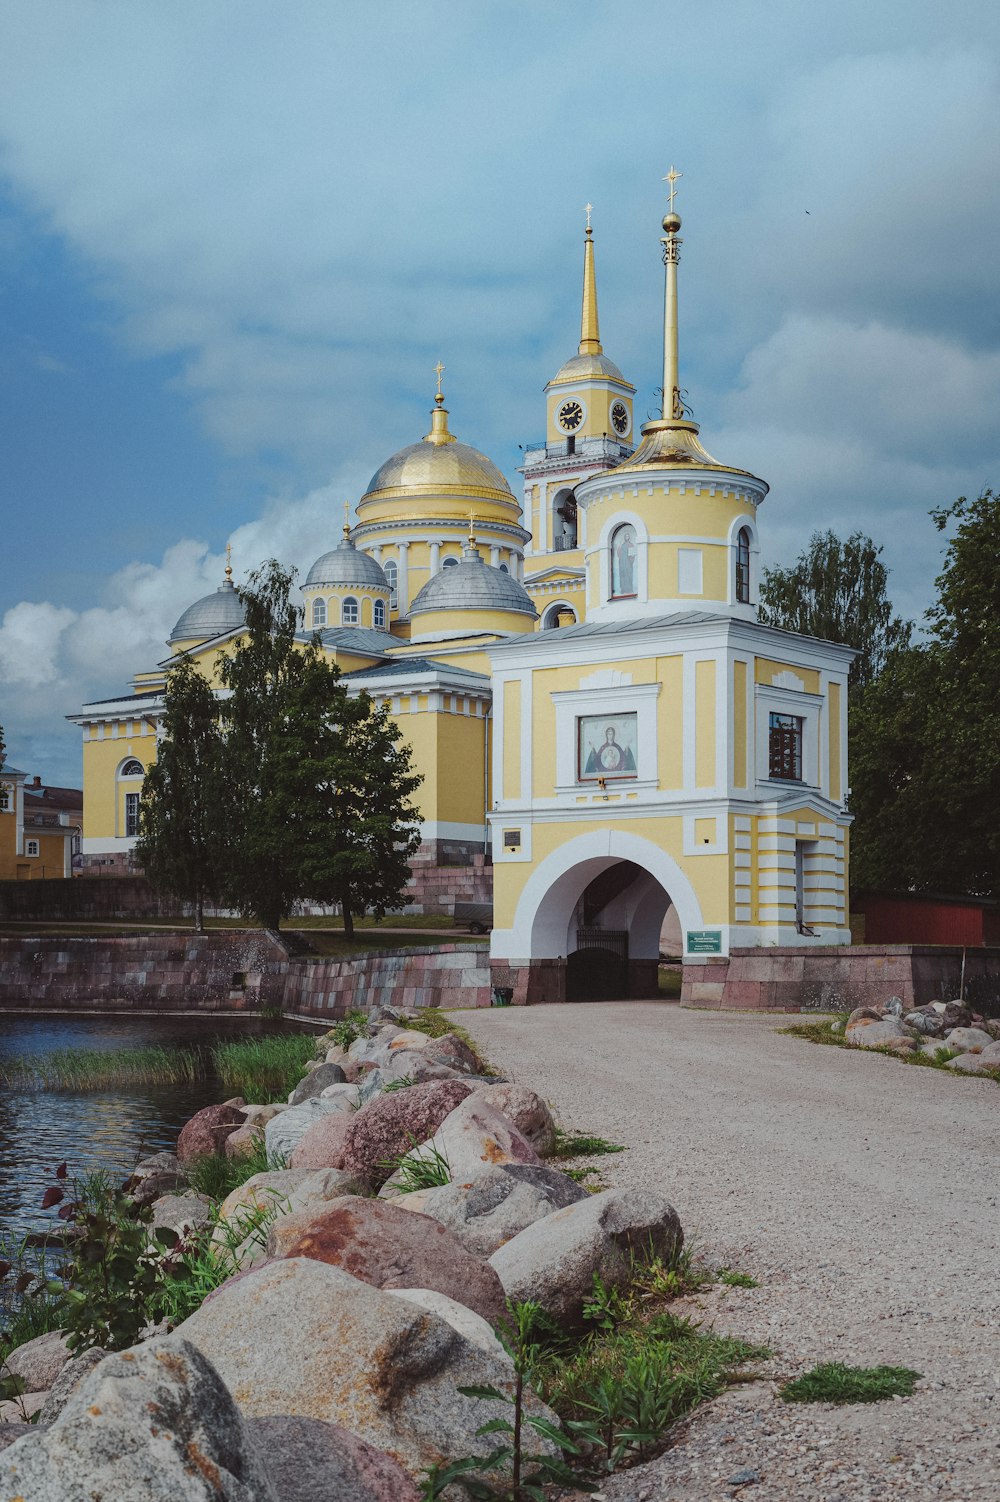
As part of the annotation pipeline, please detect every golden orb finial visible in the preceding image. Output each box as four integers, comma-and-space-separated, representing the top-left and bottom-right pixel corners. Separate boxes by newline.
662, 211, 682, 234
434, 359, 445, 406
343, 500, 352, 540
224, 542, 233, 582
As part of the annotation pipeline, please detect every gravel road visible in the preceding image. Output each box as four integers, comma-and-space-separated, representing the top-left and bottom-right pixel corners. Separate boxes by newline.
457, 1001, 1000, 1501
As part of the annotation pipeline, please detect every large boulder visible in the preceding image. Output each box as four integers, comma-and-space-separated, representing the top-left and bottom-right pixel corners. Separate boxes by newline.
224, 1123, 264, 1161
977, 1040, 1000, 1065
213, 1167, 361, 1270
177, 1103, 246, 1165
269, 1194, 506, 1325
0, 1335, 277, 1501
408, 1095, 543, 1182
489, 1187, 683, 1329
289, 1111, 354, 1171
39, 1349, 107, 1424
150, 1190, 214, 1236
947, 1053, 993, 1073
395, 1164, 588, 1256
471, 1084, 557, 1155
943, 1026, 994, 1053
174, 1257, 556, 1481
248, 1416, 420, 1502
1, 1330, 71, 1392
337, 1078, 473, 1187
385, 1288, 505, 1358
289, 1062, 348, 1106
844, 1017, 916, 1050
264, 1097, 354, 1162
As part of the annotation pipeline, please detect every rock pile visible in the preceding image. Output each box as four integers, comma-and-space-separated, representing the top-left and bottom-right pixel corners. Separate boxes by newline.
844, 997, 1000, 1072
0, 1007, 684, 1498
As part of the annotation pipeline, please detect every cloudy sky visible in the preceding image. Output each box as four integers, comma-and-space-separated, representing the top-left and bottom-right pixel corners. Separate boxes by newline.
1, 0, 998, 782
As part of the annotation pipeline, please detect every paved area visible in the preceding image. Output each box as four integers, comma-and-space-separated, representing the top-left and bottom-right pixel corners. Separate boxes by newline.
458, 1002, 1000, 1501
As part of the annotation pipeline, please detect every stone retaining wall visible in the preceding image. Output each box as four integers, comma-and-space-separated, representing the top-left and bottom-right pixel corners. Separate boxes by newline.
0, 933, 491, 1018
401, 853, 493, 916
682, 945, 1000, 1013
0, 876, 180, 921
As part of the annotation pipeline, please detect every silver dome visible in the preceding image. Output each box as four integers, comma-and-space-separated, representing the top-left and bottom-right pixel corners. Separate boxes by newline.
305, 534, 389, 589
170, 580, 246, 642
409, 547, 536, 618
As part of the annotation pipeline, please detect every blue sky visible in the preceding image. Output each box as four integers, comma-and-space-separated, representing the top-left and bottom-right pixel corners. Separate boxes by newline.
1, 0, 998, 782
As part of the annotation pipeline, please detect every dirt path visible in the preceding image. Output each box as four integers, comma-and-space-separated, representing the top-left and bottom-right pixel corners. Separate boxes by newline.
457, 1002, 1000, 1501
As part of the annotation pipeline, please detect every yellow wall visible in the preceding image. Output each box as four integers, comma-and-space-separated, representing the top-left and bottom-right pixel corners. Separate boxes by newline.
545, 385, 633, 447
695, 659, 715, 787
755, 658, 821, 694
733, 659, 748, 788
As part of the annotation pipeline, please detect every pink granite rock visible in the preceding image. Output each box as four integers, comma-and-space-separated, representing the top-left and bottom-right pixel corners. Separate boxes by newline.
472, 1083, 557, 1155
247, 1415, 421, 1501
275, 1194, 506, 1324
290, 1111, 353, 1171
418, 1095, 544, 1180
176, 1103, 246, 1164
338, 1079, 473, 1188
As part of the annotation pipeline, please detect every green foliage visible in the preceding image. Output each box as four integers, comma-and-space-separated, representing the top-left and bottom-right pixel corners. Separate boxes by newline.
779, 1362, 921, 1404
718, 1268, 760, 1289
210, 1033, 316, 1098
0, 1044, 203, 1090
758, 530, 912, 689
328, 1009, 369, 1050
382, 1074, 416, 1092
778, 1018, 848, 1047
136, 656, 227, 931
550, 1131, 625, 1159
379, 1137, 452, 1193
185, 1139, 287, 1202
218, 560, 423, 931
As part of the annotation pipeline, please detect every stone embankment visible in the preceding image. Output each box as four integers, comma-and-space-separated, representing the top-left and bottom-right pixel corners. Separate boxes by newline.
0, 1009, 682, 1500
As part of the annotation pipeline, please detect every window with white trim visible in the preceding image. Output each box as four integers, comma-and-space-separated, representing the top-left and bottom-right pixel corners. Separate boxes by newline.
342, 597, 359, 625
442, 556, 459, 568
120, 759, 144, 778
383, 560, 398, 607
25, 839, 39, 857
736, 527, 751, 604
125, 792, 140, 837
372, 599, 386, 629
0, 784, 11, 812
768, 712, 803, 781
312, 597, 327, 627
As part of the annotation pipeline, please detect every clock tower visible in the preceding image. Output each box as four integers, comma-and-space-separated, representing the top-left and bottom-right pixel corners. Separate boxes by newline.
521, 212, 636, 629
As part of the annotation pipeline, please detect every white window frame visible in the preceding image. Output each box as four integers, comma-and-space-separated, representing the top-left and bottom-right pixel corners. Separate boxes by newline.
383, 560, 398, 607
342, 597, 359, 625
312, 597, 327, 627
373, 598, 386, 629
755, 683, 823, 792
25, 838, 39, 857
0, 784, 11, 813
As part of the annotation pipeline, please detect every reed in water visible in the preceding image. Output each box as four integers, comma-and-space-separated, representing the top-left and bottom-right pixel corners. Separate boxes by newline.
0, 1045, 203, 1091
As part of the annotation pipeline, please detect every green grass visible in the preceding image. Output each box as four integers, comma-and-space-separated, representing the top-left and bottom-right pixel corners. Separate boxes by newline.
551, 1130, 626, 1159
779, 1362, 921, 1405
185, 1139, 288, 1202
778, 1016, 849, 1047
781, 1017, 1000, 1084
718, 1268, 760, 1288
378, 1138, 452, 1193
210, 1033, 316, 1099
0, 1044, 203, 1091
296, 930, 487, 957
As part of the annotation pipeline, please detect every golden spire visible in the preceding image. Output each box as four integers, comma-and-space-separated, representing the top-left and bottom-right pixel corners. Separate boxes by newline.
424, 361, 457, 446
579, 204, 602, 356
343, 500, 352, 540
224, 542, 233, 582
661, 166, 684, 421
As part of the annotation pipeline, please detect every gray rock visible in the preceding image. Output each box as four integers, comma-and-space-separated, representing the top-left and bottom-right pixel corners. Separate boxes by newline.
385, 1289, 506, 1358
942, 1026, 994, 1053
318, 1082, 362, 1108
394, 1163, 588, 1256
174, 1256, 557, 1481
1, 1335, 277, 1500
403, 1095, 542, 1183
844, 1018, 914, 1049
884, 996, 904, 1018
0, 1422, 37, 1453
38, 1349, 107, 1424
214, 1167, 366, 1270
248, 1415, 421, 1501
150, 1190, 214, 1235
947, 1052, 992, 1073
132, 1150, 183, 1181
471, 1083, 557, 1155
489, 1187, 683, 1328
264, 1096, 353, 1161
1, 1330, 71, 1392
289, 1062, 347, 1106
905, 1009, 943, 1036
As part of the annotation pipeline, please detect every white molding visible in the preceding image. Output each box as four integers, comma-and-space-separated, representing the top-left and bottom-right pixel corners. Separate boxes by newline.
551, 680, 660, 792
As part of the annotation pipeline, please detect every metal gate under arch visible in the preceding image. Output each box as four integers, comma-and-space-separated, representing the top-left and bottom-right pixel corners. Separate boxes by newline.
566, 927, 629, 1001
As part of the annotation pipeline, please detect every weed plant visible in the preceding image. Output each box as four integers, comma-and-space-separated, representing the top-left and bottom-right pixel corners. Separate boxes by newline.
780, 1362, 921, 1404
186, 1140, 287, 1202
210, 1034, 316, 1098
379, 1137, 452, 1193
0, 1045, 202, 1091
718, 1268, 760, 1288
550, 1131, 626, 1159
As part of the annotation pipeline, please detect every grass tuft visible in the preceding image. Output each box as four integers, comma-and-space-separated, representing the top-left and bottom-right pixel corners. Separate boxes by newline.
185, 1140, 287, 1202
779, 1362, 921, 1405
551, 1130, 626, 1159
718, 1268, 760, 1289
378, 1137, 452, 1194
0, 1045, 203, 1091
210, 1034, 316, 1099
778, 1017, 848, 1047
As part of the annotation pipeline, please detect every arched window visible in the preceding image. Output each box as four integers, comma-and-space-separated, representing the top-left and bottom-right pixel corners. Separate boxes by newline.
383, 559, 398, 608
499, 563, 509, 574
610, 523, 638, 599
542, 602, 576, 630
119, 759, 145, 778
311, 597, 327, 627
373, 598, 386, 629
736, 527, 751, 604
342, 597, 359, 625
442, 555, 459, 568
552, 489, 577, 551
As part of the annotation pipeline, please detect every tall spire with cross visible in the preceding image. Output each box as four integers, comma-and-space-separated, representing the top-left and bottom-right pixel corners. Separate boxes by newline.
424, 358, 457, 446
579, 203, 603, 357
660, 165, 685, 422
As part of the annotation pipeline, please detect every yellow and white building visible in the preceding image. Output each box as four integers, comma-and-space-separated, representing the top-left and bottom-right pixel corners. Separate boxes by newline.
71, 191, 853, 998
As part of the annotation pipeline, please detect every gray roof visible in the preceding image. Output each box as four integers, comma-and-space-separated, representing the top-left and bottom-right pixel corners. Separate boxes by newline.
409, 548, 537, 618
171, 580, 246, 642
491, 610, 857, 655
0, 762, 26, 777
303, 626, 396, 655
305, 536, 389, 589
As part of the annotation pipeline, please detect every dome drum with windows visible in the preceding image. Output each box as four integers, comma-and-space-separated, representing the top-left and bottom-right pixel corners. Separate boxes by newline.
303, 526, 392, 633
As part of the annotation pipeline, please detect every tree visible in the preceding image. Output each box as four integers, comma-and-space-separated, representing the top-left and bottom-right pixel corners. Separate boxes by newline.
218, 560, 422, 931
758, 530, 912, 687
135, 657, 226, 931
0, 720, 6, 768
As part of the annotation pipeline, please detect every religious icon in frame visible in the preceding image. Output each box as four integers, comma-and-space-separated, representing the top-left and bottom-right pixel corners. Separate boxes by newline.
577, 712, 638, 782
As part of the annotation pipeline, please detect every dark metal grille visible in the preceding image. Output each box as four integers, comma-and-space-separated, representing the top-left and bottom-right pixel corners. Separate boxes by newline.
575, 927, 628, 961
768, 713, 802, 781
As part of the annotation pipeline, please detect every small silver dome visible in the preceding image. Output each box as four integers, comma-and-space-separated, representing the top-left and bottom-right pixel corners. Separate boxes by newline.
305, 534, 389, 589
409, 547, 536, 618
170, 580, 246, 642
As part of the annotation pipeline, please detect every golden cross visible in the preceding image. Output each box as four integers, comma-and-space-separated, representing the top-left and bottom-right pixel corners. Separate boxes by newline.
225, 542, 232, 579
434, 360, 445, 398
343, 500, 350, 536
663, 165, 682, 213
584, 202, 593, 230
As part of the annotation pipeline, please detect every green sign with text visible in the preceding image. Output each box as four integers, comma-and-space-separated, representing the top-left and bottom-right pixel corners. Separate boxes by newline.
686, 930, 723, 954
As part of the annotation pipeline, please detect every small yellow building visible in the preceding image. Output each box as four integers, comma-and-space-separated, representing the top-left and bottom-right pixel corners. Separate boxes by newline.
71, 188, 853, 999
0, 762, 79, 879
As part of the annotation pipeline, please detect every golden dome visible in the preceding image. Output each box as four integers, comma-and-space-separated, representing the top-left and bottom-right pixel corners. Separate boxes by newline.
361, 405, 514, 504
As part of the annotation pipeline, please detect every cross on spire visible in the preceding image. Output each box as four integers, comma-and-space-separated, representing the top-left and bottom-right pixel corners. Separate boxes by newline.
663, 165, 682, 214
224, 542, 232, 580
434, 360, 445, 398
584, 202, 593, 232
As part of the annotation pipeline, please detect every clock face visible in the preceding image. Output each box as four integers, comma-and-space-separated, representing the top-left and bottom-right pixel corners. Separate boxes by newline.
610, 401, 630, 435
557, 399, 584, 432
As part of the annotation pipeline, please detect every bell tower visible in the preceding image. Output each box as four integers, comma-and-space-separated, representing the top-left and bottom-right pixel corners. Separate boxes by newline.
522, 209, 636, 628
